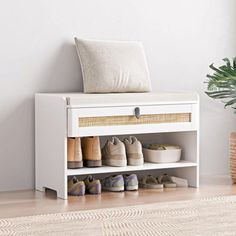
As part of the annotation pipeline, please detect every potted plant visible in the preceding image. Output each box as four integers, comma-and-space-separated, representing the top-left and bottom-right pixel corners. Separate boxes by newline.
205, 57, 236, 183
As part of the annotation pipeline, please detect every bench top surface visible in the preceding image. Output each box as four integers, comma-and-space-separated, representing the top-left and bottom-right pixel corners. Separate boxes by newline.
36, 92, 199, 107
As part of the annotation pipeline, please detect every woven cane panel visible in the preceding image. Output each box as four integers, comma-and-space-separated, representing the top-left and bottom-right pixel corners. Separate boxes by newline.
230, 132, 236, 184
78, 113, 191, 127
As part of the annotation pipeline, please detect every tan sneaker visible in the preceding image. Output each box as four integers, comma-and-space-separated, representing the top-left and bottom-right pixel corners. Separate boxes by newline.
67, 138, 83, 169
158, 174, 177, 188
123, 136, 144, 166
81, 136, 102, 167
139, 175, 163, 189
84, 175, 101, 194
68, 176, 85, 196
102, 137, 127, 167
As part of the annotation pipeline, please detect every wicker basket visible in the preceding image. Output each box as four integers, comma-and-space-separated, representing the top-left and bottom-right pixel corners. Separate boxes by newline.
230, 132, 236, 183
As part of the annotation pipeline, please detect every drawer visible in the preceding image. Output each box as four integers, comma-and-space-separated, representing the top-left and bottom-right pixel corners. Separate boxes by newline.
67, 104, 198, 137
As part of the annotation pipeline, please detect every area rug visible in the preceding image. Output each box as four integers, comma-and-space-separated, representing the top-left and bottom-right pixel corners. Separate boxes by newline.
1, 196, 236, 236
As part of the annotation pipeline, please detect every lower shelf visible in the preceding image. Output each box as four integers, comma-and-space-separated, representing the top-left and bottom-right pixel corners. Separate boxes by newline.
67, 160, 197, 176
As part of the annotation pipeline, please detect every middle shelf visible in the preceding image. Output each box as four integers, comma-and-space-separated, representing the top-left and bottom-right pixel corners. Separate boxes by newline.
67, 160, 197, 176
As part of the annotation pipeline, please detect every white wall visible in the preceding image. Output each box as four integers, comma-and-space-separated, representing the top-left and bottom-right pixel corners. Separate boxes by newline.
0, 0, 236, 191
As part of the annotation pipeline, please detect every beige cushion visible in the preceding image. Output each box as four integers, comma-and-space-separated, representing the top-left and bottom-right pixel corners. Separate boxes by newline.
74, 38, 152, 93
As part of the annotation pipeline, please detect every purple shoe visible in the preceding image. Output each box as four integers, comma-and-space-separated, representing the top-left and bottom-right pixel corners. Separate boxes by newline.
84, 175, 101, 194
68, 176, 85, 196
124, 174, 138, 191
102, 175, 124, 192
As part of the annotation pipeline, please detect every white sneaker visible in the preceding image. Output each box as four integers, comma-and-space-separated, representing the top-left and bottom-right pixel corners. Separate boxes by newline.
123, 136, 144, 166
102, 137, 127, 167
170, 176, 188, 187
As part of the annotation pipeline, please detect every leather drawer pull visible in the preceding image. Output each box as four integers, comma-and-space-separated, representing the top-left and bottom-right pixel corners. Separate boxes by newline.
134, 107, 140, 119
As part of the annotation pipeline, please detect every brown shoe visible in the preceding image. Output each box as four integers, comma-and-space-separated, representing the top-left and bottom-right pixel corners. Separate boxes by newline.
81, 136, 102, 167
67, 138, 83, 169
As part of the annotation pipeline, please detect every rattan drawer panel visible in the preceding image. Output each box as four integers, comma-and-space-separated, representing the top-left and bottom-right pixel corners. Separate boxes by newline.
78, 113, 191, 127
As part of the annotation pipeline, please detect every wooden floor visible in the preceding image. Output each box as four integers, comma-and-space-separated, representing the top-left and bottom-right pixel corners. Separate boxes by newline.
0, 175, 236, 219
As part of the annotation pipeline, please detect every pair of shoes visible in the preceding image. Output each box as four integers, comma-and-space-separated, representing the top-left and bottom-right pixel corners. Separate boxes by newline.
68, 175, 101, 196
67, 136, 102, 168
102, 136, 144, 167
102, 174, 138, 192
139, 174, 177, 189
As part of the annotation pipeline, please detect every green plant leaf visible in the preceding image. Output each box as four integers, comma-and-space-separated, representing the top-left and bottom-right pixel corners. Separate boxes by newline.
209, 64, 229, 77
233, 57, 236, 69
223, 58, 231, 68
205, 57, 236, 112
224, 98, 236, 108
219, 65, 236, 77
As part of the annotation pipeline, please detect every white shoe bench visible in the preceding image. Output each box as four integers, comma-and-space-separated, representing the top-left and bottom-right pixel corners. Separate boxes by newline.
35, 92, 199, 199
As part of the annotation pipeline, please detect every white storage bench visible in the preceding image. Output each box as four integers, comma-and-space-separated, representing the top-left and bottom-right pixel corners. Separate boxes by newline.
35, 92, 199, 199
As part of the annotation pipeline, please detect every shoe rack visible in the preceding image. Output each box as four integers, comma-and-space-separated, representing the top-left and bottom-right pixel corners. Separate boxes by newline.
35, 92, 199, 199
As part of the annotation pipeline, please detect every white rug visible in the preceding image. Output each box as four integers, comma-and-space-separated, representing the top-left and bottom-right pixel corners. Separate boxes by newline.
1, 196, 236, 236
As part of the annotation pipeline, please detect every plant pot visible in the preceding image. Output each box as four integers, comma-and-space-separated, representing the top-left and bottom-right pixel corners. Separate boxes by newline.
230, 132, 236, 184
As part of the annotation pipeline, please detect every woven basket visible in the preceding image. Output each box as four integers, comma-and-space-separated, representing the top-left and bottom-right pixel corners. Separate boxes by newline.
230, 132, 236, 184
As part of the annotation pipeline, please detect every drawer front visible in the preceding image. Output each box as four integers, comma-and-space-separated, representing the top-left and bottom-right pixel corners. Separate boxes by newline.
68, 104, 198, 137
